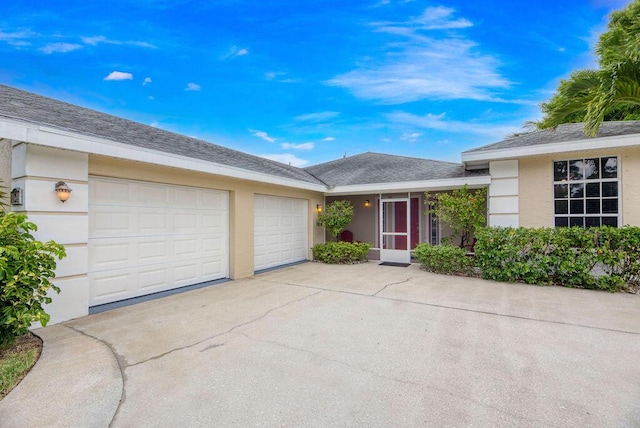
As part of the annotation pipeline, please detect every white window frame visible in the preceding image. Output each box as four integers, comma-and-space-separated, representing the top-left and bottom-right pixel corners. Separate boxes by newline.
552, 156, 621, 228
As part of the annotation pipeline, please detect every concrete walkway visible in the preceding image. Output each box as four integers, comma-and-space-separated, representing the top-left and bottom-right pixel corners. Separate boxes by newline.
2, 262, 639, 427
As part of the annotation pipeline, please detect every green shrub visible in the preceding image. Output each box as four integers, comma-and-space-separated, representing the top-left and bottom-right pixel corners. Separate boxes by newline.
0, 213, 66, 348
312, 242, 371, 264
413, 243, 475, 275
474, 226, 640, 291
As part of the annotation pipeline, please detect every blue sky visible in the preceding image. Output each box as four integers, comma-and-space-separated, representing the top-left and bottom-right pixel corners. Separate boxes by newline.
0, 0, 632, 166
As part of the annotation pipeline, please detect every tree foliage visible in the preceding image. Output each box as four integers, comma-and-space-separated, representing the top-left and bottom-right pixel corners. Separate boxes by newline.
316, 200, 354, 241
426, 185, 487, 249
535, 0, 640, 135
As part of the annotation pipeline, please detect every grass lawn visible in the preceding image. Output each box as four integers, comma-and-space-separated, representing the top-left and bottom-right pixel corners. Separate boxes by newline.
0, 333, 42, 400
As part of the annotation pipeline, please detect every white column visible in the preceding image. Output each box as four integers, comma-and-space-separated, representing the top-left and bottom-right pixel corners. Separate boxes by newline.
488, 160, 519, 227
12, 143, 90, 324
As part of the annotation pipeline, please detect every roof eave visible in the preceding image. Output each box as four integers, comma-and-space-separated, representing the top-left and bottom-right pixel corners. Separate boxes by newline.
4, 118, 327, 192
462, 133, 640, 165
325, 176, 491, 196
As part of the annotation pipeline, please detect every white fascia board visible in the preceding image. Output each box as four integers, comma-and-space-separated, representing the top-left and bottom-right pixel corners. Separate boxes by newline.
462, 133, 640, 164
326, 176, 491, 196
4, 119, 326, 192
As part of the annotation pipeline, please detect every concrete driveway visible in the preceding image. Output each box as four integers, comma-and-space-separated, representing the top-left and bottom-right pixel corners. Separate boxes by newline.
2, 262, 640, 427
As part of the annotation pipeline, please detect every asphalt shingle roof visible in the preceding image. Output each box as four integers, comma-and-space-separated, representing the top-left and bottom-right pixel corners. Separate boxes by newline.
0, 84, 324, 185
305, 152, 488, 187
464, 121, 640, 154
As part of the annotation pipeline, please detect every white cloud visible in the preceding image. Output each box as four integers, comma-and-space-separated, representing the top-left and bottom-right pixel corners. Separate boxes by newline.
81, 35, 107, 45
401, 132, 422, 142
39, 42, 82, 54
322, 137, 336, 142
387, 111, 523, 138
265, 71, 299, 83
0, 29, 36, 46
281, 142, 314, 150
294, 111, 340, 122
413, 6, 473, 30
259, 153, 308, 167
223, 45, 250, 59
143, 77, 152, 85
185, 82, 201, 91
249, 129, 275, 143
81, 35, 156, 49
104, 71, 133, 81
326, 7, 510, 104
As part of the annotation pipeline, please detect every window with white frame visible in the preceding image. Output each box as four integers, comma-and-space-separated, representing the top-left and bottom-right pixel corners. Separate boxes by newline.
553, 157, 619, 227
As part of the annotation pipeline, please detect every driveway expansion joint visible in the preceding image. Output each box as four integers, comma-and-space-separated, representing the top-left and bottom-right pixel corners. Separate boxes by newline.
262, 278, 640, 335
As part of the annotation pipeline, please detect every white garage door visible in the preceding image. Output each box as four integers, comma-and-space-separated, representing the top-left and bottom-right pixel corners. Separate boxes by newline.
88, 177, 228, 306
254, 195, 308, 271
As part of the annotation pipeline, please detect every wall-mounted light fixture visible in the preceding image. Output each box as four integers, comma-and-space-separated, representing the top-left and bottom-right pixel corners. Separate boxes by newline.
316, 204, 323, 213
55, 181, 72, 203
10, 188, 23, 205
364, 199, 370, 208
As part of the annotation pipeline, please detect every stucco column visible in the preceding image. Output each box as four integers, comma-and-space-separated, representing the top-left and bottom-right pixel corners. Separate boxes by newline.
228, 187, 255, 279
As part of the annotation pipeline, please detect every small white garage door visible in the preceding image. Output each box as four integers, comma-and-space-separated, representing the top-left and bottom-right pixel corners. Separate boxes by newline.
254, 195, 308, 271
88, 177, 228, 306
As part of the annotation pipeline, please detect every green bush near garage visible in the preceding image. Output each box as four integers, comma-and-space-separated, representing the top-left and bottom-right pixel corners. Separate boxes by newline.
474, 226, 640, 291
413, 243, 475, 275
312, 242, 371, 264
0, 212, 66, 348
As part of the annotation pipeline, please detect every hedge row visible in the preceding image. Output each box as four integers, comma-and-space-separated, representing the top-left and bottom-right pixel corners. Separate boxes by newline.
312, 242, 371, 264
413, 243, 474, 275
474, 226, 640, 291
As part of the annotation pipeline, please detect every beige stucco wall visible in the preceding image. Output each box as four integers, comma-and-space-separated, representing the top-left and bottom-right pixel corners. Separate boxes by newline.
519, 146, 640, 227
0, 138, 11, 206
89, 155, 325, 279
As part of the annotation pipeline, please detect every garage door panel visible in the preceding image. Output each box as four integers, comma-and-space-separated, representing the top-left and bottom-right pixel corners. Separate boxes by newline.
203, 260, 225, 276
138, 212, 169, 232
90, 272, 132, 304
266, 233, 280, 245
138, 240, 168, 262
175, 188, 198, 206
139, 184, 169, 204
138, 267, 168, 290
90, 179, 132, 204
202, 212, 226, 229
174, 238, 198, 257
174, 262, 199, 284
203, 237, 225, 253
254, 195, 308, 271
91, 210, 131, 237
89, 177, 228, 306
90, 242, 132, 270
